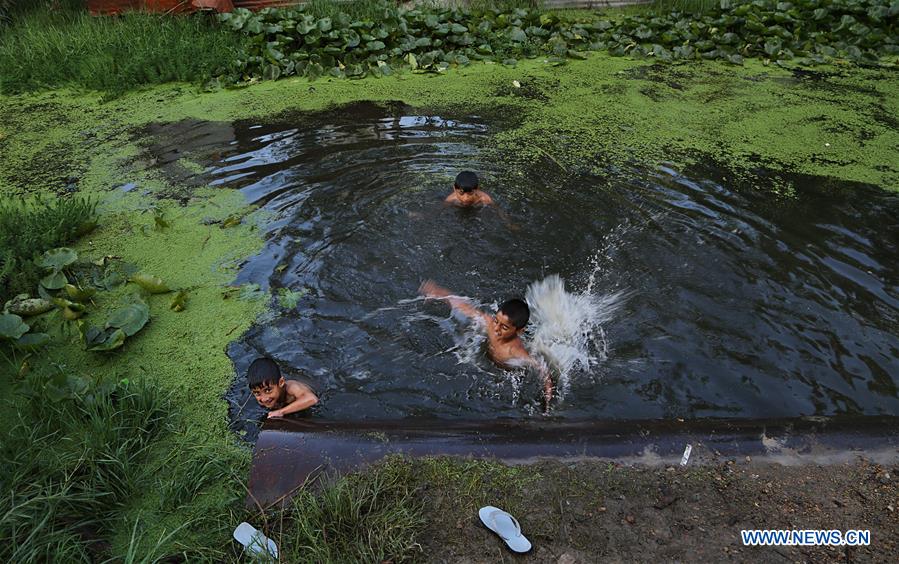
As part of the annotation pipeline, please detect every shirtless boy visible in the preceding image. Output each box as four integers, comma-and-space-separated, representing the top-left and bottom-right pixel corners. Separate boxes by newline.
419, 280, 553, 409
247, 357, 318, 418
444, 171, 494, 207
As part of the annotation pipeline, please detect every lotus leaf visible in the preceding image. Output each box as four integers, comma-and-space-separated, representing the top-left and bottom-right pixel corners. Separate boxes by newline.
0, 313, 29, 340
41, 271, 68, 290
245, 19, 263, 34
509, 27, 527, 42
105, 301, 150, 337
37, 247, 78, 270
263, 64, 282, 80
14, 332, 50, 350
85, 327, 127, 352
130, 273, 172, 294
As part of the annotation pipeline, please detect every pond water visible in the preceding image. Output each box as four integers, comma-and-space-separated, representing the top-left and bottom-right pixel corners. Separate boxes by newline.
146, 103, 899, 432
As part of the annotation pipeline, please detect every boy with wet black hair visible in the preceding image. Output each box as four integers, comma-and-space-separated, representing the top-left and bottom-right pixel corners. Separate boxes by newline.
445, 170, 494, 207
247, 357, 318, 419
419, 280, 553, 409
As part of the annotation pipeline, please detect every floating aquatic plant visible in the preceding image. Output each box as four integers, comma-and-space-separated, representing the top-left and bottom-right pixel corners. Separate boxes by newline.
36, 247, 77, 290
129, 273, 172, 294
216, 0, 898, 85
0, 312, 50, 351
80, 299, 150, 352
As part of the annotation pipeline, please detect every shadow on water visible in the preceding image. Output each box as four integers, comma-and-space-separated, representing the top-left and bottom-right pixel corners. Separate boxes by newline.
139, 102, 899, 440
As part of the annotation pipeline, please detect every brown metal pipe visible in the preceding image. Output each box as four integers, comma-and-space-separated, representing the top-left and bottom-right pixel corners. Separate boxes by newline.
246, 415, 899, 508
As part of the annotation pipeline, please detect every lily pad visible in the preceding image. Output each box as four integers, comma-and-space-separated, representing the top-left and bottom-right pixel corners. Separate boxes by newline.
41, 271, 68, 290
0, 313, 29, 340
14, 332, 51, 350
130, 273, 172, 294
84, 327, 127, 352
105, 301, 150, 336
36, 247, 78, 270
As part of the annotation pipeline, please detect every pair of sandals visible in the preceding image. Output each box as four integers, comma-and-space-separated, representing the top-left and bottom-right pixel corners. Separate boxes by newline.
235, 507, 531, 558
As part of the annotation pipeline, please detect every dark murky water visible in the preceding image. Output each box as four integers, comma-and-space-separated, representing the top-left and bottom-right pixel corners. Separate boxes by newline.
144, 103, 899, 433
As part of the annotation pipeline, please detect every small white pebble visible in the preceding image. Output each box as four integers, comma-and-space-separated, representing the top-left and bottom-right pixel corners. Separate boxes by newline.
512, 80, 521, 88
825, 143, 831, 147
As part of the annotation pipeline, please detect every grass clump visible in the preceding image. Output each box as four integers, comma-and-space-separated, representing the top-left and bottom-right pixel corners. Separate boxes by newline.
275, 457, 426, 563
0, 373, 170, 562
0, 6, 247, 95
0, 370, 247, 562
0, 196, 96, 302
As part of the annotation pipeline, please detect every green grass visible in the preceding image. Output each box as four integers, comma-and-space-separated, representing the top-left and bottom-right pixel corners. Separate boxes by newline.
271, 457, 426, 563
303, 0, 402, 19
1, 373, 170, 562
248, 455, 538, 563
0, 196, 97, 302
0, 6, 247, 95
0, 370, 249, 562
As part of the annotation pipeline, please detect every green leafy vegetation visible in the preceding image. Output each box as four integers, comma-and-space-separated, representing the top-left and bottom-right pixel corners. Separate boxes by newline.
218, 0, 897, 84
605, 0, 899, 65
0, 196, 96, 302
0, 6, 246, 94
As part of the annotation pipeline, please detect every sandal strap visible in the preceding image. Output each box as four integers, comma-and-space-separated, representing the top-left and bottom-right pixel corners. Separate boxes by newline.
491, 510, 522, 540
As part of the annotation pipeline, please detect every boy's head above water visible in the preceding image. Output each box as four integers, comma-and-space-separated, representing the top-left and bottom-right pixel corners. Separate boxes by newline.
247, 357, 286, 409
493, 298, 530, 340
447, 170, 493, 207
454, 171, 479, 193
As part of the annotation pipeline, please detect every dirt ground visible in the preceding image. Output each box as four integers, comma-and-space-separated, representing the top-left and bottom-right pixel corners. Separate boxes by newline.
418, 458, 898, 563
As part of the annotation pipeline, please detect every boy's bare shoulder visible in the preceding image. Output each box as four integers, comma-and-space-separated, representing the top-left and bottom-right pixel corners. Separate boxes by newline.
285, 379, 316, 396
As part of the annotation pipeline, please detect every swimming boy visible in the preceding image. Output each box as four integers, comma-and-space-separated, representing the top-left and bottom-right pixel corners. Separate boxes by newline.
445, 171, 494, 207
247, 357, 319, 418
419, 280, 553, 409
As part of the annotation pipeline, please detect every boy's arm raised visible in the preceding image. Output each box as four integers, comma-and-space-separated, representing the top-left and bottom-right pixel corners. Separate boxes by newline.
268, 381, 318, 418
419, 279, 488, 322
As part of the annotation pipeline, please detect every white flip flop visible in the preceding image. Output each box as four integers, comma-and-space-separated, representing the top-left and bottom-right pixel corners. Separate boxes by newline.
478, 505, 532, 553
233, 521, 278, 560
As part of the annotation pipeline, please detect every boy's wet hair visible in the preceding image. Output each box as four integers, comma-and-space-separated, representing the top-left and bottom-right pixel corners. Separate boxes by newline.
247, 357, 281, 389
499, 298, 530, 329
454, 171, 479, 193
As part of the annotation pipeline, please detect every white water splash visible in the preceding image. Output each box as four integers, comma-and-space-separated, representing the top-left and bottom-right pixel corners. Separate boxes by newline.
525, 274, 626, 400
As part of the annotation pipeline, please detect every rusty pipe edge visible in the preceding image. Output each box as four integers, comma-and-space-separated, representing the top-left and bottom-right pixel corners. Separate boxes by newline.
246, 415, 899, 509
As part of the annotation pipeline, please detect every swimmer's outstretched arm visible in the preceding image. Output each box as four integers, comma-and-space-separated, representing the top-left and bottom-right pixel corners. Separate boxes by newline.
268, 381, 318, 418
419, 279, 489, 323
